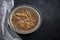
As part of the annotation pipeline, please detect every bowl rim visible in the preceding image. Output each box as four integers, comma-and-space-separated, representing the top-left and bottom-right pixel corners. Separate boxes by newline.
8, 5, 42, 34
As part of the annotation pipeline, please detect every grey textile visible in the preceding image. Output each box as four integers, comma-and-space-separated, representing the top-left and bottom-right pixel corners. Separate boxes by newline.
0, 0, 22, 40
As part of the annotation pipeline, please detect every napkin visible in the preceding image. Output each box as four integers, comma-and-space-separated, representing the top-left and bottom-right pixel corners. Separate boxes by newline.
0, 0, 22, 40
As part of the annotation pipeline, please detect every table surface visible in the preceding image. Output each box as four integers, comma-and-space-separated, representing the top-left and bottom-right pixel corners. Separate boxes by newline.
14, 0, 60, 40
0, 0, 60, 40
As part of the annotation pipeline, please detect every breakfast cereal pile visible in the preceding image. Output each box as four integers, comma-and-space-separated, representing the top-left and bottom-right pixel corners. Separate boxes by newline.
12, 9, 38, 31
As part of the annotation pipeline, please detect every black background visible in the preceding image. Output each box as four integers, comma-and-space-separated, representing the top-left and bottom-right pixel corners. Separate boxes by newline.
15, 0, 60, 40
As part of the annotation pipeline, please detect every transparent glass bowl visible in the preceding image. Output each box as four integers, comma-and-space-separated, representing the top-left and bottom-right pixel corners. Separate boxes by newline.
8, 4, 42, 34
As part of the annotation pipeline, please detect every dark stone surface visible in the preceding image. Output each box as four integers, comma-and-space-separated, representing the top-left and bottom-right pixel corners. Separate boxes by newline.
14, 0, 60, 40
0, 0, 60, 40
